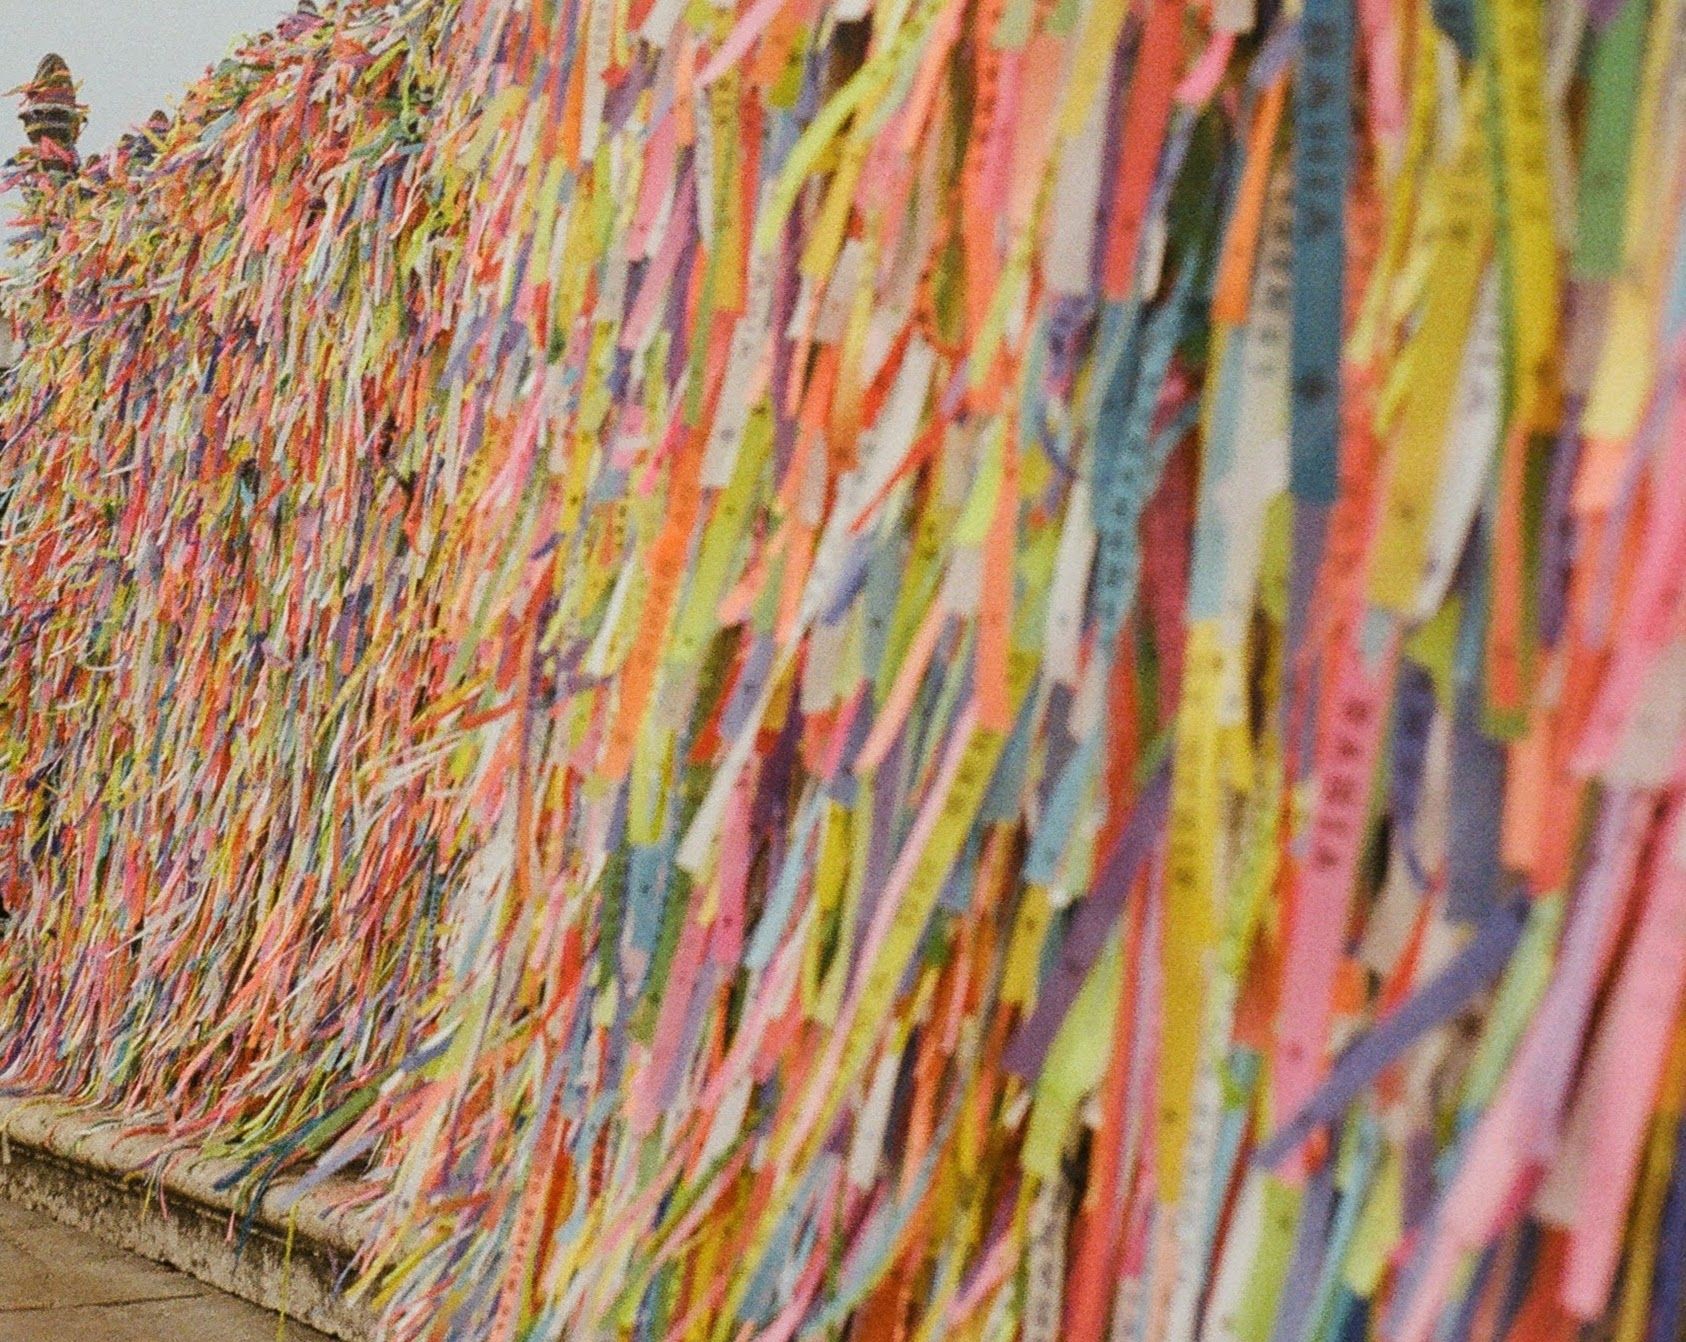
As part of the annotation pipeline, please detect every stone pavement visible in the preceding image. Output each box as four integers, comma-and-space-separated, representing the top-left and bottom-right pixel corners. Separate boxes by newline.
0, 1198, 330, 1342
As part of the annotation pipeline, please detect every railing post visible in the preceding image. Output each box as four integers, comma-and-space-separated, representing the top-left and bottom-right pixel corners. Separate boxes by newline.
17, 54, 84, 179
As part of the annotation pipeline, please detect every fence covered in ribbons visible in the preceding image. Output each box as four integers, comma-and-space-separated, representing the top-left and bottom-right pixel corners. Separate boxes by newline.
0, 0, 1684, 1339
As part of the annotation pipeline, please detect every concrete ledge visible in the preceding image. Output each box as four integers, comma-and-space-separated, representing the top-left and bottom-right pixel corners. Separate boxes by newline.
0, 1094, 380, 1340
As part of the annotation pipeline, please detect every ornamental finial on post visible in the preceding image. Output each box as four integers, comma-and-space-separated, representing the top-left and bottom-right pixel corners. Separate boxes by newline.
18, 54, 85, 177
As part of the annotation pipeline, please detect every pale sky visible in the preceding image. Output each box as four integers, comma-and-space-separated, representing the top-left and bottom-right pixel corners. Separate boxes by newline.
0, 1, 293, 155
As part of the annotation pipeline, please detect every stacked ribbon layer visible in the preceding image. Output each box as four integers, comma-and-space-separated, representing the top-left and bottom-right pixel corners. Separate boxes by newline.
0, 0, 1683, 1339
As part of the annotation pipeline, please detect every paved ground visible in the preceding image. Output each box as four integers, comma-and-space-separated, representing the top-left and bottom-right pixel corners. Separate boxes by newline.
0, 1198, 330, 1341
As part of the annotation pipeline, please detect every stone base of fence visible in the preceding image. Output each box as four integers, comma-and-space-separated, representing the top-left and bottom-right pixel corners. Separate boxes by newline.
0, 1094, 378, 1339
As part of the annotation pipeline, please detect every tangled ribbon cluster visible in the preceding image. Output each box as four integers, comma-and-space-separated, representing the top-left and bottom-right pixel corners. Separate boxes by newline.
0, 0, 1683, 1339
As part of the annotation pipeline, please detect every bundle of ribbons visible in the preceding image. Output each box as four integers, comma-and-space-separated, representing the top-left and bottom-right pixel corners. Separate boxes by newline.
0, 0, 1682, 1338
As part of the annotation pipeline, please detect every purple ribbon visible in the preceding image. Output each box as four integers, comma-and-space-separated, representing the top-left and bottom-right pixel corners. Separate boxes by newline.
1256, 897, 1529, 1169
1002, 760, 1171, 1079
